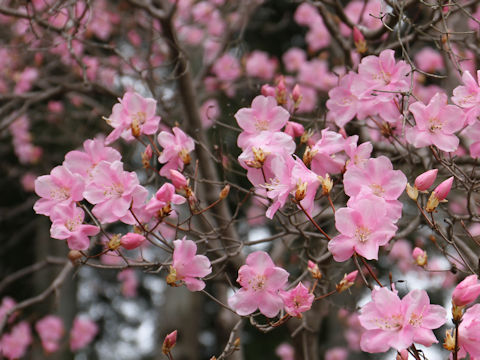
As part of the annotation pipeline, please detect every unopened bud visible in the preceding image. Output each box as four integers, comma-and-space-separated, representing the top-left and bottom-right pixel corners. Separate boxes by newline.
443, 329, 456, 351
426, 177, 453, 212
284, 121, 305, 138
276, 76, 287, 105
353, 27, 367, 54
291, 84, 303, 109
170, 170, 188, 189
234, 338, 240, 348
406, 183, 418, 201
336, 270, 358, 293
108, 234, 122, 251
396, 349, 409, 360
412, 247, 427, 266
414, 169, 438, 191
308, 260, 322, 279
261, 84, 276, 97
142, 145, 153, 168
162, 330, 177, 354
68, 250, 83, 265
120, 233, 145, 250
219, 184, 230, 200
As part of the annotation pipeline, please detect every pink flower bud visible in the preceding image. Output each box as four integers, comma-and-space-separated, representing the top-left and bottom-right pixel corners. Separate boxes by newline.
336, 270, 358, 293
396, 349, 409, 360
261, 84, 276, 97
452, 274, 480, 307
353, 27, 367, 54
120, 233, 145, 250
162, 330, 177, 354
412, 247, 427, 266
169, 170, 188, 189
433, 176, 454, 201
144, 145, 153, 159
307, 260, 322, 279
414, 169, 438, 191
284, 121, 305, 138
291, 84, 303, 109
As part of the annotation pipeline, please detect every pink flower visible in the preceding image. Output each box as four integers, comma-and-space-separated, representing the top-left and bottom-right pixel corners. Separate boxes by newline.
310, 129, 346, 177
83, 160, 148, 223
105, 91, 161, 144
406, 92, 465, 152
34, 165, 85, 217
235, 95, 290, 148
325, 347, 348, 360
305, 19, 331, 52
211, 53, 241, 82
0, 297, 16, 324
157, 127, 195, 177
414, 169, 438, 191
294, 3, 320, 26
200, 99, 220, 128
0, 321, 32, 359
35, 315, 64, 353
326, 72, 360, 127
50, 203, 99, 250
284, 121, 304, 138
452, 274, 480, 307
117, 269, 138, 297
352, 49, 411, 99
328, 196, 397, 261
70, 316, 98, 351
298, 60, 337, 91
433, 176, 454, 201
245, 51, 277, 80
344, 135, 372, 169
120, 233, 145, 250
452, 70, 480, 125
282, 48, 306, 73
359, 287, 446, 353
280, 282, 314, 317
146, 183, 186, 217
343, 156, 407, 220
228, 251, 289, 318
457, 304, 480, 358
276, 343, 294, 360
64, 138, 122, 178
168, 238, 212, 291
415, 48, 444, 73
169, 170, 188, 189
336, 270, 358, 292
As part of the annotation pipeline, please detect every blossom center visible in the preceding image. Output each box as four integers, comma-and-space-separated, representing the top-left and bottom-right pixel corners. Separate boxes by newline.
355, 226, 371, 243
370, 183, 385, 196
375, 314, 403, 330
249, 275, 267, 291
408, 312, 423, 327
50, 187, 70, 201
428, 117, 442, 133
132, 111, 146, 125
254, 117, 269, 131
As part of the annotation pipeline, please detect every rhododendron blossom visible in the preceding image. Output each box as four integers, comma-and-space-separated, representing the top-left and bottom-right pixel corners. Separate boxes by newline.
50, 203, 99, 250
168, 238, 212, 291
452, 274, 480, 307
359, 287, 446, 353
406, 92, 465, 152
34, 165, 85, 217
0, 321, 32, 359
328, 196, 397, 261
83, 160, 148, 224
70, 316, 98, 351
452, 70, 480, 125
105, 91, 161, 144
157, 127, 195, 177
280, 282, 314, 317
228, 251, 289, 318
456, 304, 480, 358
35, 315, 64, 353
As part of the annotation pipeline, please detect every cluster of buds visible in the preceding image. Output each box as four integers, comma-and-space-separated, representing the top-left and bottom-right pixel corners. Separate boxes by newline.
336, 270, 358, 293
